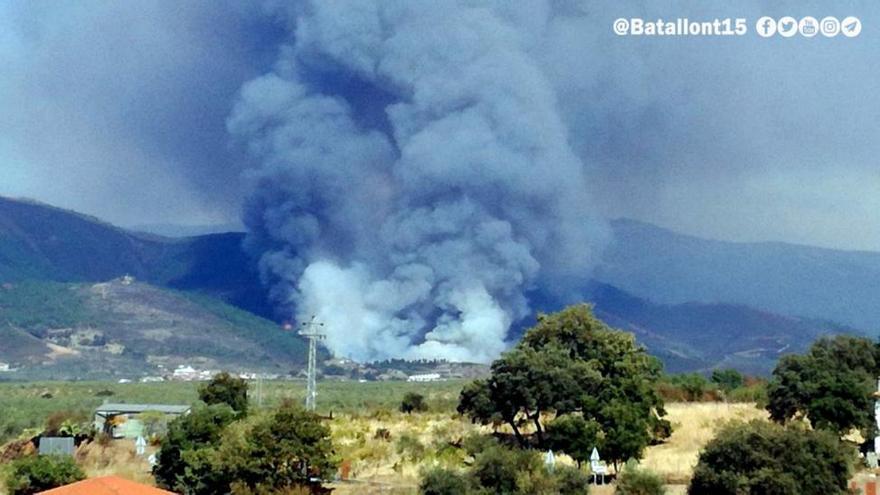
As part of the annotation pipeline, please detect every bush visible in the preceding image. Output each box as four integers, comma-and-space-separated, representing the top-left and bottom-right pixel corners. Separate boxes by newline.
555, 465, 591, 495
615, 462, 665, 495
396, 434, 426, 462
199, 371, 249, 414
688, 420, 855, 495
400, 392, 428, 414
43, 411, 89, 437
470, 444, 539, 494
710, 369, 743, 393
724, 381, 767, 405
153, 404, 237, 492
462, 432, 497, 457
211, 402, 336, 493
467, 444, 568, 494
418, 441, 591, 494
6, 455, 85, 495
419, 467, 470, 495
155, 402, 336, 495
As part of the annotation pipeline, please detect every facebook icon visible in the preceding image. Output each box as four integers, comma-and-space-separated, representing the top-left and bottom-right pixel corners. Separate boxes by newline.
757, 16, 777, 37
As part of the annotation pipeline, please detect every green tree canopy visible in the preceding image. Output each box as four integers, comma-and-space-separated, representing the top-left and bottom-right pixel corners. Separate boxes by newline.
545, 415, 601, 468
154, 401, 335, 495
199, 371, 250, 415
766, 335, 880, 435
458, 304, 668, 469
688, 420, 855, 495
214, 401, 336, 492
153, 404, 237, 492
6, 454, 85, 495
710, 369, 744, 393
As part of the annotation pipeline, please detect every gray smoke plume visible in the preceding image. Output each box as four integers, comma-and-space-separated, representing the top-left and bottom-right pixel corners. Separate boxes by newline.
229, 1, 608, 363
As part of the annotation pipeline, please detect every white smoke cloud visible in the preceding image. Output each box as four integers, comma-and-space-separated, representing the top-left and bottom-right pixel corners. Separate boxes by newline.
230, 0, 608, 363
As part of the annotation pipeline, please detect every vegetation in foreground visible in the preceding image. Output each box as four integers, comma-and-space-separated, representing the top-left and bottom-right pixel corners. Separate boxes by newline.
1, 307, 878, 494
4, 455, 84, 495
689, 420, 855, 494
458, 305, 670, 471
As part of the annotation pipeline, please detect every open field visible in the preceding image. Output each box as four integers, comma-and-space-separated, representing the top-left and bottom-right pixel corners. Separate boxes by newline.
0, 379, 465, 444
0, 380, 769, 494
327, 401, 768, 495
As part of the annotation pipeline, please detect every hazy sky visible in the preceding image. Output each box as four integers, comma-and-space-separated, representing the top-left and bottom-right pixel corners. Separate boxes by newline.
0, 0, 877, 251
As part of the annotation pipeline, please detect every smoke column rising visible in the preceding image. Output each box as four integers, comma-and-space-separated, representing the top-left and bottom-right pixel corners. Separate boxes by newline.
229, 1, 607, 363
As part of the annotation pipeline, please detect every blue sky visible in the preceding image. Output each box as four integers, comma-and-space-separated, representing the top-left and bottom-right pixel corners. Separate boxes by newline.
0, 0, 877, 251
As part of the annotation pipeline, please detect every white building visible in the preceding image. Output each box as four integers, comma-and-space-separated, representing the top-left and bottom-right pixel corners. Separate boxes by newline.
407, 373, 443, 382
172, 365, 197, 380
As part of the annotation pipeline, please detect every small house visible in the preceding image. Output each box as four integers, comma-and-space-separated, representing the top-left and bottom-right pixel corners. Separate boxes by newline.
94, 403, 190, 439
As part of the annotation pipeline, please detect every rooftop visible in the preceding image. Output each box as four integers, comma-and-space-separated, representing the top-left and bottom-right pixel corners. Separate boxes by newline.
37, 476, 176, 495
94, 403, 190, 414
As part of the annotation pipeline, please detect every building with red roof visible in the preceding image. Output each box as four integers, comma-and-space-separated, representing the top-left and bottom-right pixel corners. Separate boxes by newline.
36, 476, 176, 495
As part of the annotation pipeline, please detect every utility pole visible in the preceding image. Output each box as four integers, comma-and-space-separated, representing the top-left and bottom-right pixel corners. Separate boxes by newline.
299, 316, 325, 411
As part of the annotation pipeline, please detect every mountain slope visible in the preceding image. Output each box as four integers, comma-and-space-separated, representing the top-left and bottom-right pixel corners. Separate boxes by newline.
581, 282, 852, 374
0, 279, 307, 379
596, 219, 880, 333
0, 196, 272, 317
2, 196, 875, 374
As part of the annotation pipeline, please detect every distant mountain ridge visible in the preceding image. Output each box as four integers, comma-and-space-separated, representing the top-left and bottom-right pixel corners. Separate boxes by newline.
581, 281, 853, 374
0, 196, 272, 318
0, 196, 874, 374
596, 218, 880, 332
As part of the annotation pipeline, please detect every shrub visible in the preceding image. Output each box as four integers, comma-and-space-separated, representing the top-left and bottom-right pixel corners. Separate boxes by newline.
419, 467, 470, 495
153, 404, 237, 492
213, 402, 337, 493
396, 434, 426, 462
724, 381, 768, 405
43, 411, 88, 437
418, 442, 590, 494
710, 369, 743, 393
199, 371, 249, 415
555, 465, 591, 495
462, 432, 497, 457
470, 444, 537, 494
615, 462, 665, 495
6, 454, 85, 495
400, 392, 428, 414
374, 428, 391, 441
688, 420, 855, 495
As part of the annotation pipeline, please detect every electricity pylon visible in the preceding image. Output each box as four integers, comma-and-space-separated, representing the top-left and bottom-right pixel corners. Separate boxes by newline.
299, 316, 325, 411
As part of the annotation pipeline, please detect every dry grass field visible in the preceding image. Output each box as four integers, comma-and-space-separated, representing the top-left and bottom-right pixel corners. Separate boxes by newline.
327, 401, 768, 494
642, 402, 768, 484
0, 398, 768, 495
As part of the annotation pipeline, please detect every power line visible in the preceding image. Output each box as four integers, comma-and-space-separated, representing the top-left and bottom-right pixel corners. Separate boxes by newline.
299, 316, 325, 411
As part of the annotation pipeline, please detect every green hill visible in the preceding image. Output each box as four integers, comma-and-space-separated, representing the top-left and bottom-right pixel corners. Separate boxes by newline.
0, 279, 307, 380
0, 196, 272, 317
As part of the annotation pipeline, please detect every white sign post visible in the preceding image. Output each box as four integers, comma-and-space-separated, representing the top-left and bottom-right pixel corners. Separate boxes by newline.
544, 450, 556, 472
590, 447, 607, 484
135, 435, 147, 456
872, 379, 880, 452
